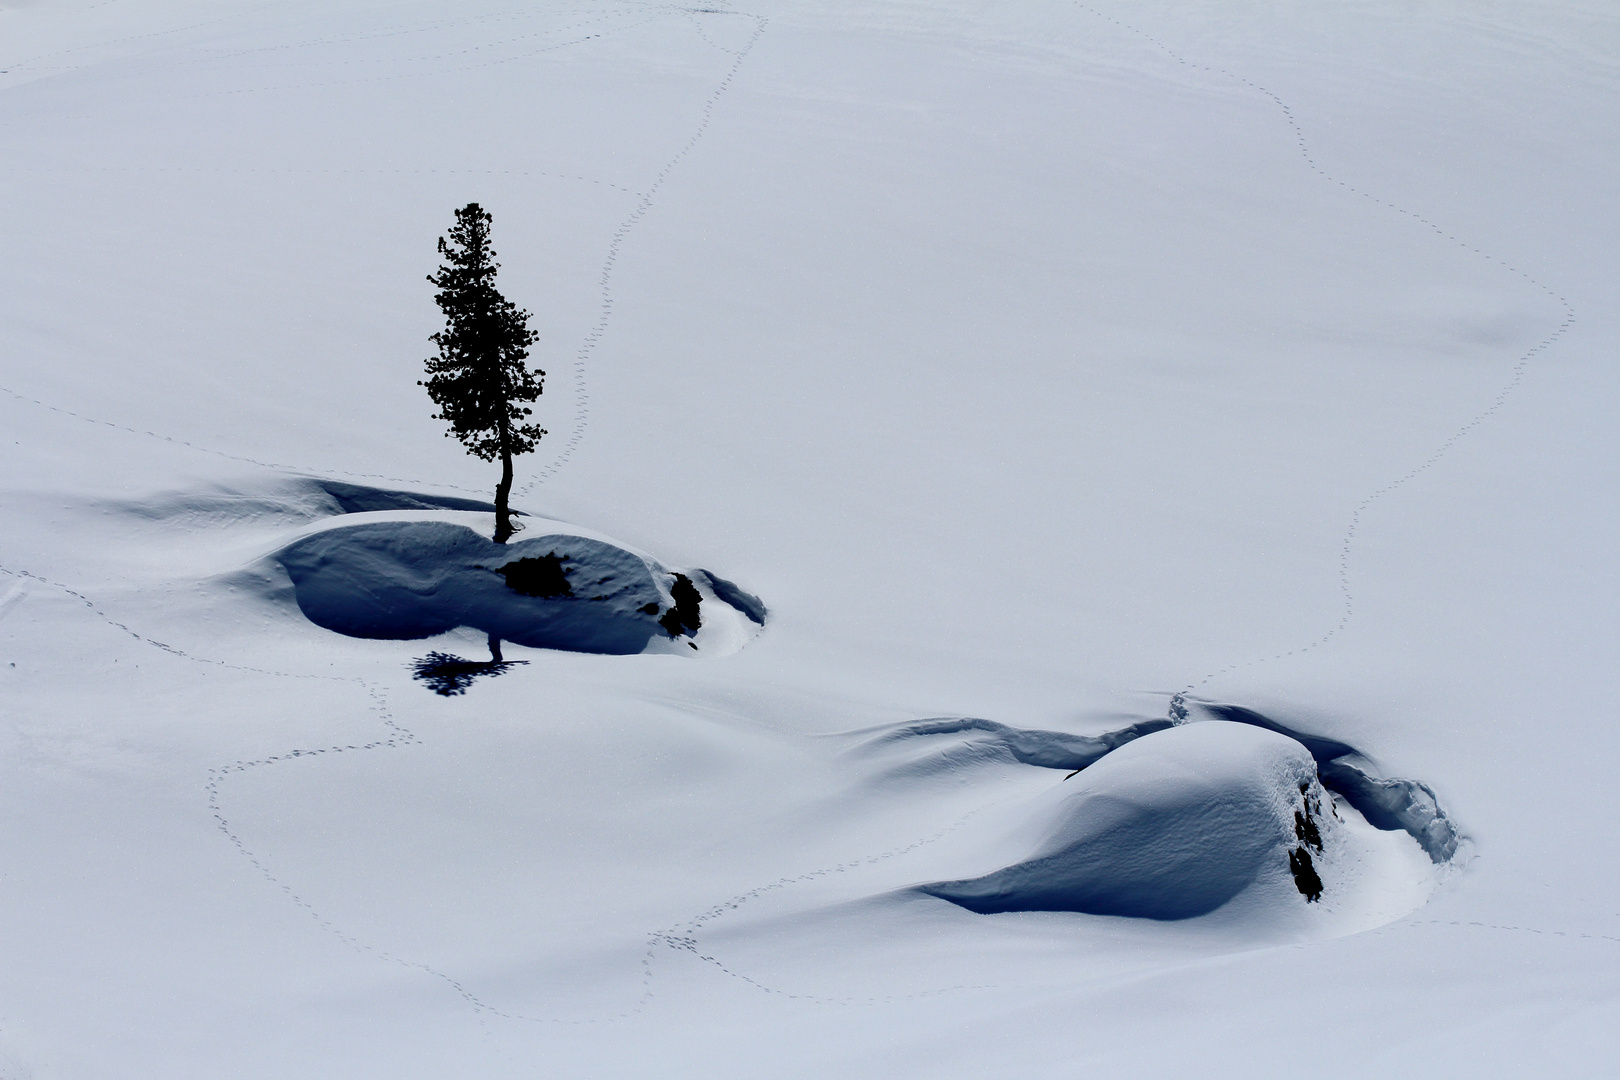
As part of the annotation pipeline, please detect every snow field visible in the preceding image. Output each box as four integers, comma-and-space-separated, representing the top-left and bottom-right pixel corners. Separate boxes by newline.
3, 0, 1620, 1077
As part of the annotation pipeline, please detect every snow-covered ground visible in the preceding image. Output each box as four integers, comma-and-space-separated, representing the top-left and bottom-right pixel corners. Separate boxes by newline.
3, 1, 1619, 1076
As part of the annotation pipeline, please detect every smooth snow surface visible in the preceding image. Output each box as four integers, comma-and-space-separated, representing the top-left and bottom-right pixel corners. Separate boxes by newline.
4, 0, 1620, 1077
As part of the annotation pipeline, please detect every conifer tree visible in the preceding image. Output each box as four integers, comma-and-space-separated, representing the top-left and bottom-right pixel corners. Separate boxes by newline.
422, 203, 544, 544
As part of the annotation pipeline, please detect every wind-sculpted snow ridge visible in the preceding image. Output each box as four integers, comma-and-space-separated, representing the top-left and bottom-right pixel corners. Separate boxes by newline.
867, 704, 1458, 865
874, 705, 1470, 867
848, 704, 1454, 927
1197, 703, 1458, 863
855, 715, 1173, 779
310, 479, 508, 516
271, 519, 764, 657
917, 722, 1330, 919
103, 478, 509, 532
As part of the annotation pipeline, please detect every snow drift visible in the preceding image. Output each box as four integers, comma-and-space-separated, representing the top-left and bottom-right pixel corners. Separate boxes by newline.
854, 715, 1175, 780
919, 721, 1331, 919
273, 520, 764, 655
1200, 703, 1458, 862
862, 706, 1459, 864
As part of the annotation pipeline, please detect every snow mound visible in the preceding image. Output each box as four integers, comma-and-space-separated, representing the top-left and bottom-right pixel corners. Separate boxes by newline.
272, 520, 764, 656
918, 721, 1328, 920
1200, 703, 1459, 862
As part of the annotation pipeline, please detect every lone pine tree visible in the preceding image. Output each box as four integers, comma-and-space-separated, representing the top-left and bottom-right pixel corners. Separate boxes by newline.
422, 203, 544, 544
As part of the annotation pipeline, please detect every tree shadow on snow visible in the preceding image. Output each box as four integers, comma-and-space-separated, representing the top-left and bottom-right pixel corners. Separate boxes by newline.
409, 650, 527, 696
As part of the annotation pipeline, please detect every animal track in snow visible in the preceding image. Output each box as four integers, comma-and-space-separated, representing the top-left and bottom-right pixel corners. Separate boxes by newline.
1074, 4, 1576, 694
519, 9, 769, 496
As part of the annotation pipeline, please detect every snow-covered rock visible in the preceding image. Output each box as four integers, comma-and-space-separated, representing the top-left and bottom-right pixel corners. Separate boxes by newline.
919, 721, 1332, 919
273, 519, 763, 656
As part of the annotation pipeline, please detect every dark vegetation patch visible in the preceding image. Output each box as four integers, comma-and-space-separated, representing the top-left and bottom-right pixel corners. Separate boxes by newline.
495, 552, 572, 598
410, 651, 527, 696
659, 573, 702, 637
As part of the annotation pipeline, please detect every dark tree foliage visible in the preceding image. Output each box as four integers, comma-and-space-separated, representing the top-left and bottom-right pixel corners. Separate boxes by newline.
422, 203, 544, 543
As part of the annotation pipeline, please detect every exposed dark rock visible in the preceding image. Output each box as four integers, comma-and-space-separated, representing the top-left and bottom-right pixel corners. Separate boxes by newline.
1289, 846, 1324, 902
1289, 780, 1327, 903
1294, 782, 1324, 852
1294, 810, 1323, 853
659, 572, 702, 637
495, 552, 572, 598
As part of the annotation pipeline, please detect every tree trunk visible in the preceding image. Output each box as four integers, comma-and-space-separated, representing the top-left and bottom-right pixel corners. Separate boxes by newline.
493, 442, 515, 543
487, 634, 504, 663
